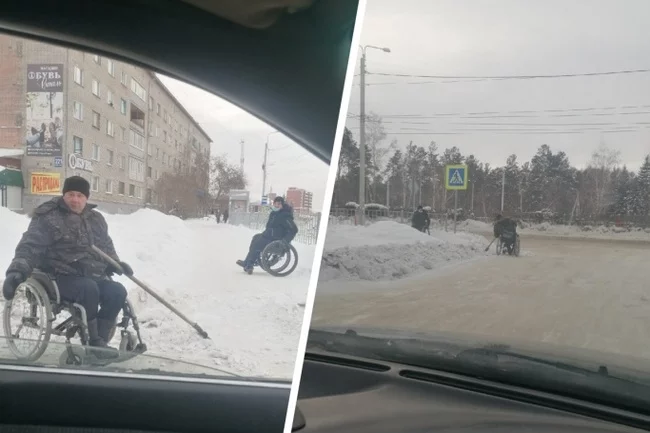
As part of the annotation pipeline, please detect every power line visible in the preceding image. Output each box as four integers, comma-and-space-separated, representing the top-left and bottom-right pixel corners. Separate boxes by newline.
365, 68, 650, 80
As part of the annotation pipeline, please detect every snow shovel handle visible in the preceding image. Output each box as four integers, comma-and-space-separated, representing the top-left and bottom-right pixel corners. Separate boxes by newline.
91, 245, 210, 339
484, 237, 498, 252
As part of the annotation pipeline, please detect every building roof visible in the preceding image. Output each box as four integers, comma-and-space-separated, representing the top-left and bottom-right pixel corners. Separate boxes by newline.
149, 72, 213, 144
0, 148, 24, 158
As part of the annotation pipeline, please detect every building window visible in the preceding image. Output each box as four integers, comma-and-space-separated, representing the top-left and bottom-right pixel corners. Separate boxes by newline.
120, 126, 126, 142
135, 186, 142, 199
92, 79, 100, 97
147, 166, 152, 178
118, 181, 125, 195
107, 149, 114, 165
163, 109, 168, 123
106, 120, 115, 137
92, 143, 100, 161
121, 71, 128, 86
107, 90, 113, 106
93, 54, 101, 64
129, 184, 135, 197
156, 103, 160, 115
149, 96, 154, 111
106, 59, 115, 76
73, 66, 83, 85
92, 111, 100, 129
105, 179, 113, 194
91, 176, 100, 192
130, 78, 147, 102
120, 99, 127, 115
73, 136, 83, 154
119, 155, 126, 169
73, 101, 83, 120
129, 129, 145, 150
163, 131, 167, 143
147, 142, 153, 156
129, 157, 145, 182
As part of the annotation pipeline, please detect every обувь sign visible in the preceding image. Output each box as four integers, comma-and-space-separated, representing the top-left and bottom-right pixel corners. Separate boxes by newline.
68, 153, 93, 172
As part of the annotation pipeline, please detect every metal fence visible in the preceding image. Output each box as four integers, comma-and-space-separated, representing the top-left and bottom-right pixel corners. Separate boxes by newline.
228, 211, 321, 245
328, 207, 650, 230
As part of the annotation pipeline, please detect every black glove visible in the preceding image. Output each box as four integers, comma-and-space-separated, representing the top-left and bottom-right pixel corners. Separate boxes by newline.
3, 272, 25, 301
107, 261, 134, 277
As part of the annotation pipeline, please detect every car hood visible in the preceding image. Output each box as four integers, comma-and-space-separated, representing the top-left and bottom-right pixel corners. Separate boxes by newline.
309, 325, 650, 383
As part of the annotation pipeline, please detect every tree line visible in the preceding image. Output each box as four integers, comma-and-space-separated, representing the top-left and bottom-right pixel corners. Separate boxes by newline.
334, 119, 650, 222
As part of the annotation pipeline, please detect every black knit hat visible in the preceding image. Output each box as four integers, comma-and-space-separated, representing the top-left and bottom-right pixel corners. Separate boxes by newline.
62, 175, 90, 198
273, 196, 285, 204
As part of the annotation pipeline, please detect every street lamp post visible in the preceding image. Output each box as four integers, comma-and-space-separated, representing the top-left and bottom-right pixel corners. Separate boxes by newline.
358, 44, 390, 225
262, 131, 280, 204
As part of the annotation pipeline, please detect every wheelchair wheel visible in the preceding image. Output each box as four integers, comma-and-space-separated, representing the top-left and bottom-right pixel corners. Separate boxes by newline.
495, 238, 502, 256
3, 278, 53, 362
260, 240, 299, 277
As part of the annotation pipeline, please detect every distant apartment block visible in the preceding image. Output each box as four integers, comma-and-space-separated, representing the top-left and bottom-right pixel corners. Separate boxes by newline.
0, 35, 212, 213
286, 187, 313, 213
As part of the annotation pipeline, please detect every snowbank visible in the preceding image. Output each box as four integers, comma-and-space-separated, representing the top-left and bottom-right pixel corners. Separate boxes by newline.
0, 206, 314, 379
456, 217, 650, 242
320, 221, 487, 282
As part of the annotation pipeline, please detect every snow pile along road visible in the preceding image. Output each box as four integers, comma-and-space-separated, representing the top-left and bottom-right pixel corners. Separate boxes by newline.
0, 206, 314, 379
320, 221, 487, 282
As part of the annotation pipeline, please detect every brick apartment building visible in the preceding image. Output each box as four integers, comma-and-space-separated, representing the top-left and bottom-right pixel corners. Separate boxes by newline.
0, 35, 211, 213
285, 187, 313, 213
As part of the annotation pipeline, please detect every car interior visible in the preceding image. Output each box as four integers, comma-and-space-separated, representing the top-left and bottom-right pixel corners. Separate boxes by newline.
292, 330, 650, 433
0, 0, 359, 432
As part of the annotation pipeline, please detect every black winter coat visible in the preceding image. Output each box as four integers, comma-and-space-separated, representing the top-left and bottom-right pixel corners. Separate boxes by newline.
262, 204, 299, 242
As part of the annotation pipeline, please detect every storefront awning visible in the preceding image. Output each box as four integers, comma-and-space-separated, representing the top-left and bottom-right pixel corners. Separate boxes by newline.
0, 167, 24, 188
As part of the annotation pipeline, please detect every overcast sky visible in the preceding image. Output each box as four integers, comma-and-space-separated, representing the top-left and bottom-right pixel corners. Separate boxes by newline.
158, 76, 329, 212
348, 0, 650, 171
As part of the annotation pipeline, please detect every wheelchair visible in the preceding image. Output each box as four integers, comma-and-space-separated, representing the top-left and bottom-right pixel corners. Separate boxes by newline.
496, 232, 521, 257
2, 269, 146, 367
250, 240, 299, 277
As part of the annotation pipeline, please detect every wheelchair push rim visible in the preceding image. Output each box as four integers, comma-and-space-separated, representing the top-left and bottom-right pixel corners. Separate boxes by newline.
3, 278, 53, 362
260, 240, 299, 277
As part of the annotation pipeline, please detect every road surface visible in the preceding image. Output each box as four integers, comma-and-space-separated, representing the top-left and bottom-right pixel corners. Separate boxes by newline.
311, 235, 650, 359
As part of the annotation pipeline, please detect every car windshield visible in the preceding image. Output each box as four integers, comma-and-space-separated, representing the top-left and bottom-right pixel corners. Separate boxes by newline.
0, 33, 328, 382
312, 0, 650, 414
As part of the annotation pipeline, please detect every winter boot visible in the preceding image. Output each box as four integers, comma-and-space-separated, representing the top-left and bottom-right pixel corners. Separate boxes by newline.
236, 260, 253, 274
97, 318, 117, 344
87, 318, 119, 360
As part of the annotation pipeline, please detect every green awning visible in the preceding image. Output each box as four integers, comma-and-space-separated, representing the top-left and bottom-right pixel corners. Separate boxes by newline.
0, 168, 24, 188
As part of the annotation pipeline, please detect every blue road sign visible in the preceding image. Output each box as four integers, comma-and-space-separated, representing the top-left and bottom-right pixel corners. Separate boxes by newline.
445, 164, 468, 190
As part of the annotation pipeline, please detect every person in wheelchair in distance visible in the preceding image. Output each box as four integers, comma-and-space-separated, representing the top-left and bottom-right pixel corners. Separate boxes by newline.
237, 196, 298, 274
2, 176, 133, 360
493, 213, 518, 255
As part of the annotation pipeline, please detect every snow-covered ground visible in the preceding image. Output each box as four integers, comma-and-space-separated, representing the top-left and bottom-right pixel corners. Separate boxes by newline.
0, 206, 314, 379
320, 221, 487, 282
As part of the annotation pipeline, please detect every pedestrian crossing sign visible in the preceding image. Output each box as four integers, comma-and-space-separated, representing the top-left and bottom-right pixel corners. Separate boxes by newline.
445, 164, 468, 190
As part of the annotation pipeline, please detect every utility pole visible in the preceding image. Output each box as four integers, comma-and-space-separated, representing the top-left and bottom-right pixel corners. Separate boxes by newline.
386, 178, 390, 208
358, 51, 367, 225
261, 140, 268, 203
357, 45, 391, 225
501, 169, 506, 212
239, 140, 245, 174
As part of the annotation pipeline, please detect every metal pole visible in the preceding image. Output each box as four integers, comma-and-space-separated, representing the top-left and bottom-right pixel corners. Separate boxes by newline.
261, 139, 268, 203
386, 178, 390, 208
358, 50, 366, 225
453, 190, 458, 234
471, 181, 475, 211
501, 169, 505, 212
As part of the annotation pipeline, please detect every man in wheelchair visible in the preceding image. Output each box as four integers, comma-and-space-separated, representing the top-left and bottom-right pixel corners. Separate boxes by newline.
2, 176, 134, 360
494, 214, 518, 255
237, 196, 299, 273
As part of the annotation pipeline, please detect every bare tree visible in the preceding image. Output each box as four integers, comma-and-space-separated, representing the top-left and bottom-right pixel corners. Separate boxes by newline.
209, 155, 247, 202
588, 143, 621, 213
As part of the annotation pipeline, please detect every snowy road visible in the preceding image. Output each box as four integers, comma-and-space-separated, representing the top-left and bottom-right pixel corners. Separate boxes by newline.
311, 235, 650, 359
